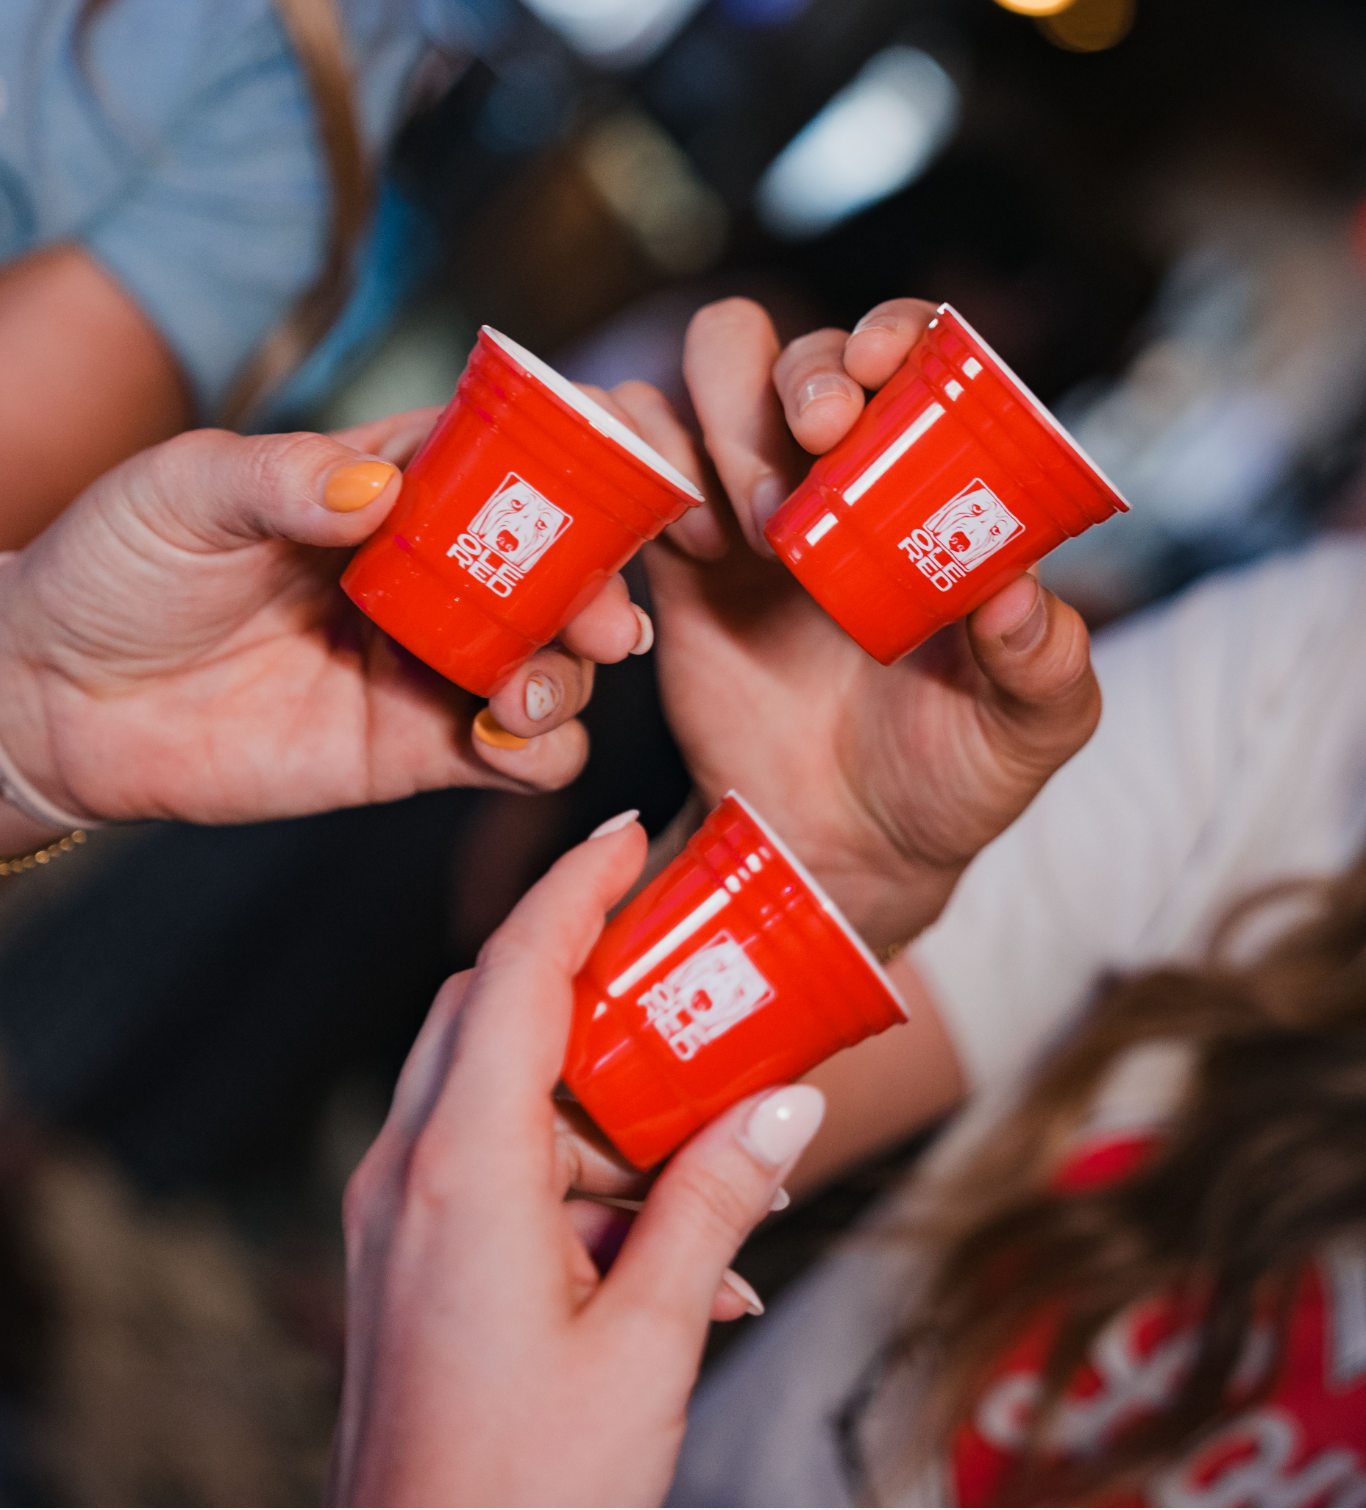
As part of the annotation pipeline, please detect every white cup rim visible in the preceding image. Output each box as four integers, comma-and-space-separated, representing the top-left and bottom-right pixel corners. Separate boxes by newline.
481, 327, 705, 504
934, 303, 1131, 512
724, 790, 908, 1020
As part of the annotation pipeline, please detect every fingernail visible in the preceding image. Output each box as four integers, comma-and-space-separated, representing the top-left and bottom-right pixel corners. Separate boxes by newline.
524, 674, 559, 722
739, 1085, 826, 1169
589, 808, 640, 839
323, 459, 399, 513
769, 1186, 791, 1213
472, 708, 530, 751
797, 372, 858, 417
750, 473, 789, 534
850, 313, 897, 337
1000, 579, 1048, 653
629, 604, 654, 657
721, 1268, 765, 1317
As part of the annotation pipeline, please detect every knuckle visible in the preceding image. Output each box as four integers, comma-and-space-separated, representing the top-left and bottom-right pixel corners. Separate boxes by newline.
244, 431, 336, 510
404, 1125, 458, 1211
668, 1161, 758, 1246
786, 326, 848, 361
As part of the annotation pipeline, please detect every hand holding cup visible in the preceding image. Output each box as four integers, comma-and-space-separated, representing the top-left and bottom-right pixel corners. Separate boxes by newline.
331, 817, 824, 1505
0, 408, 651, 828
626, 296, 1105, 954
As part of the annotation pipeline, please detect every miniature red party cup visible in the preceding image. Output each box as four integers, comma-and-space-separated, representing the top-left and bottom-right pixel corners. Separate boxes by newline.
341, 327, 703, 697
764, 302, 1129, 665
562, 792, 905, 1169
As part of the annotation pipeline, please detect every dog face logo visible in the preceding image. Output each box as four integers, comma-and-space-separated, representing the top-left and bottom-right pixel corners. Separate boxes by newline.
927, 483, 1023, 570
897, 480, 1024, 593
446, 474, 571, 597
639, 931, 775, 1061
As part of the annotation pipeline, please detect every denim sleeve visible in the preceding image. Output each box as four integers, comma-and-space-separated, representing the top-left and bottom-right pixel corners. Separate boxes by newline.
80, 6, 327, 419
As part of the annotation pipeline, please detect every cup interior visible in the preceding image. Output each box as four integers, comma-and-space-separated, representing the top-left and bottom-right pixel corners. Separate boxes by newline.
934, 304, 1130, 511
481, 328, 704, 503
724, 790, 907, 1019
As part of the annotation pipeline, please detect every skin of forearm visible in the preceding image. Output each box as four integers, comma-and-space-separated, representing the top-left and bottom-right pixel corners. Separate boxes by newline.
788, 954, 967, 1198
0, 244, 193, 548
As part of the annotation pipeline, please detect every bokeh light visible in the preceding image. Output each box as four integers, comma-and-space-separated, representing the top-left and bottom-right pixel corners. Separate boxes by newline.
1036, 0, 1136, 52
518, 0, 708, 67
755, 47, 960, 240
992, 0, 1080, 17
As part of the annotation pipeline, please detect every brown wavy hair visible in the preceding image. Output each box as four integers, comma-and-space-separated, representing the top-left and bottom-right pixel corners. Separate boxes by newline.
890, 853, 1366, 1504
79, 0, 372, 426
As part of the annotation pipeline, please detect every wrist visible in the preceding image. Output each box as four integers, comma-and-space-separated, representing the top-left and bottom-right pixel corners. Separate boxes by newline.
0, 552, 104, 828
0, 799, 71, 859
800, 845, 964, 958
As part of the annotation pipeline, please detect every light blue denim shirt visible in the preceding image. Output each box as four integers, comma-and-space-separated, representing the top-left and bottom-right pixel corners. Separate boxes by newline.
0, 0, 490, 416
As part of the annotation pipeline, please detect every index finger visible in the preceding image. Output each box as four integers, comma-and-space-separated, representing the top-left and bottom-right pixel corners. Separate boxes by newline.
682, 298, 807, 555
417, 820, 649, 1188
840, 297, 938, 389
769, 299, 938, 456
329, 406, 442, 466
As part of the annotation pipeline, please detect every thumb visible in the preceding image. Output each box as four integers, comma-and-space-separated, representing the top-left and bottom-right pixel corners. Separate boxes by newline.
966, 573, 1102, 778
596, 1085, 825, 1331
119, 428, 405, 554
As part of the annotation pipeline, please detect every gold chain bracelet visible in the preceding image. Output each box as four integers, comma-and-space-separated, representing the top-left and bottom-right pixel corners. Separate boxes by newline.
0, 829, 87, 877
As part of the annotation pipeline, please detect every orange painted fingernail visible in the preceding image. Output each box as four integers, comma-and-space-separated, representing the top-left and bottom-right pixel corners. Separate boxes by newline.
473, 708, 530, 750
323, 460, 399, 513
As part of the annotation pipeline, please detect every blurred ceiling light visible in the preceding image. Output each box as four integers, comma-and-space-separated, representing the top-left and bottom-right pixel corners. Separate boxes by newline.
519, 0, 707, 68
1036, 0, 1135, 51
992, 0, 1077, 14
755, 47, 960, 240
578, 110, 728, 275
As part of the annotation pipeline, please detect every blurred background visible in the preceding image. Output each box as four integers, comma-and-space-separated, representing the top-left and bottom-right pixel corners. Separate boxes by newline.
6, 0, 1366, 1499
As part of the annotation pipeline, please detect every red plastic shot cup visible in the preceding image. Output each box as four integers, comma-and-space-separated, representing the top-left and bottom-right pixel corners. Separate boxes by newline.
764, 303, 1129, 665
342, 327, 703, 697
562, 792, 906, 1169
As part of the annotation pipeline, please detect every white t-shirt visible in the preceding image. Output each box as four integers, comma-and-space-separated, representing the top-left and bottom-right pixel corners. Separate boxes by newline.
668, 534, 1366, 1508
918, 532, 1366, 1093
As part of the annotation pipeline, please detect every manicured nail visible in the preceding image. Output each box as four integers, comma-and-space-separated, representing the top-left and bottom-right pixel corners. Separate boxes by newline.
850, 312, 898, 338
473, 708, 530, 750
797, 371, 858, 417
769, 1186, 791, 1213
524, 675, 558, 722
1000, 579, 1048, 653
629, 605, 654, 656
323, 459, 399, 513
720, 1268, 765, 1317
589, 808, 640, 839
739, 1085, 826, 1169
750, 473, 789, 535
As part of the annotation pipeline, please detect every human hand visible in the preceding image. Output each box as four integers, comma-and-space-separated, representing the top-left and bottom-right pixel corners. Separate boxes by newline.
0, 408, 651, 826
615, 298, 1101, 951
330, 818, 824, 1506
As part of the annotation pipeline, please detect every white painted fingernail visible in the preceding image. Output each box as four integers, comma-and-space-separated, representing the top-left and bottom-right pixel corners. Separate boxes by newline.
769, 1186, 791, 1213
629, 604, 654, 656
525, 674, 558, 722
721, 1268, 764, 1317
589, 808, 640, 840
739, 1085, 825, 1169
